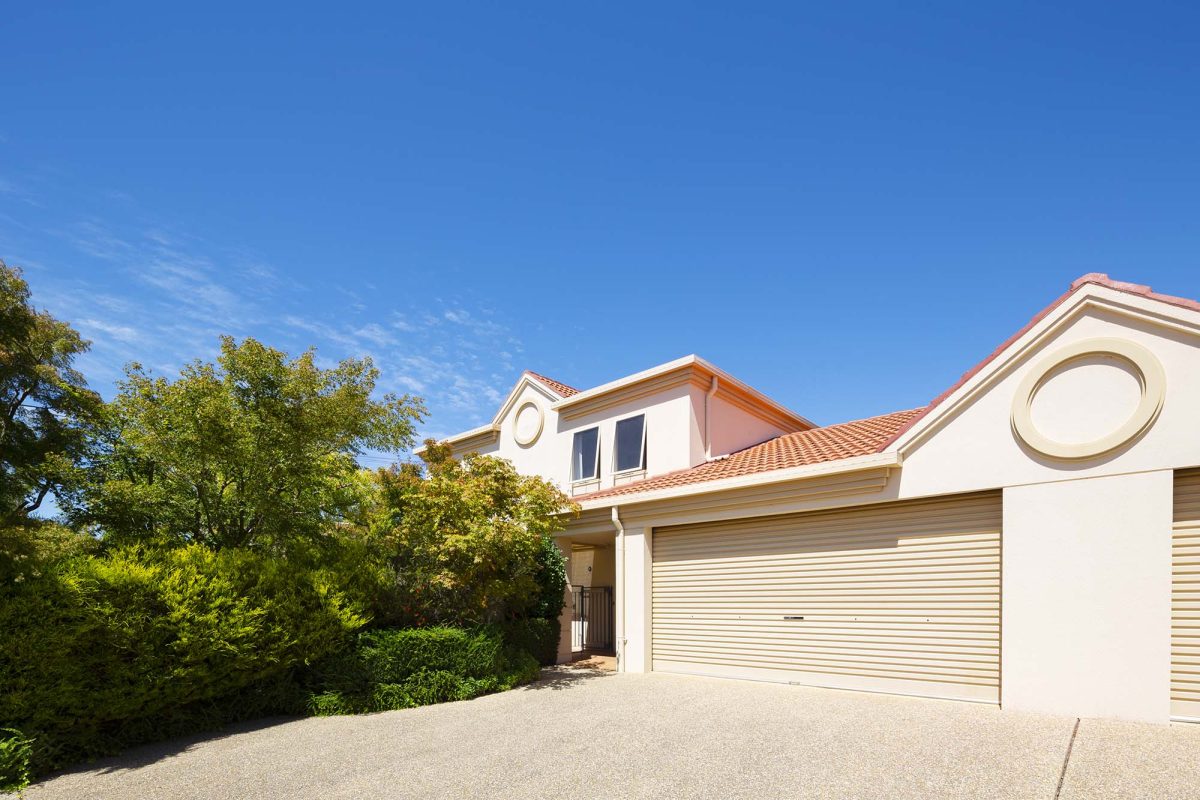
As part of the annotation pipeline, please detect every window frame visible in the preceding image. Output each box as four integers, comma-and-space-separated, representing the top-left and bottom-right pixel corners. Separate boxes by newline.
570, 426, 601, 484
612, 413, 648, 475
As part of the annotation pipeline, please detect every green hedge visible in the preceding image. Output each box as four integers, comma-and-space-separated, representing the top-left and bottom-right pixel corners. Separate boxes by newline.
0, 545, 365, 778
303, 626, 541, 715
0, 547, 550, 791
0, 729, 33, 794
504, 617, 560, 666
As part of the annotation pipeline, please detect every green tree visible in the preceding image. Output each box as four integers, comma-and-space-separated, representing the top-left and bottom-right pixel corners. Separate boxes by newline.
69, 337, 424, 554
366, 441, 574, 626
0, 261, 102, 524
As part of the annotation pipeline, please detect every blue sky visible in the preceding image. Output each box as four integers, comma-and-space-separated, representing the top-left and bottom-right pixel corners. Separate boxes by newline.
2, 2, 1198, 457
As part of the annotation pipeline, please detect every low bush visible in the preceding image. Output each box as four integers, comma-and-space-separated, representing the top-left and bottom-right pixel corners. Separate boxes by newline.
0, 728, 33, 794
504, 617, 560, 666
303, 626, 541, 715
0, 545, 365, 774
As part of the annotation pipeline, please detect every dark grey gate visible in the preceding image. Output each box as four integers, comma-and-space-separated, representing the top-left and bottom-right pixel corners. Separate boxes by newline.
571, 586, 614, 652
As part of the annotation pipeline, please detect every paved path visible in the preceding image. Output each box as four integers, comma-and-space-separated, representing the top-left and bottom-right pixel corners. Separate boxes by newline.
26, 668, 1200, 799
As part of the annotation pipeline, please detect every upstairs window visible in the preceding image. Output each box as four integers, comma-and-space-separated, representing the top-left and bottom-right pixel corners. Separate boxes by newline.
614, 414, 647, 473
571, 427, 600, 482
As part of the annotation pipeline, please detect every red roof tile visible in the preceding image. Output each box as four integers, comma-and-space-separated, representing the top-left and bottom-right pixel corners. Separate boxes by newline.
524, 370, 580, 397
576, 407, 924, 503
568, 273, 1200, 505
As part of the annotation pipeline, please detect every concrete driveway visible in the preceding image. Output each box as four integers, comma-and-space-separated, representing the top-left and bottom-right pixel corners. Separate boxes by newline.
26, 667, 1200, 800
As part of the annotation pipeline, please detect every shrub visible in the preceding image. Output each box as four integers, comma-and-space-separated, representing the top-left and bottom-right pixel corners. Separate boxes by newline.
304, 626, 541, 715
505, 617, 560, 666
0, 545, 365, 773
530, 534, 568, 620
0, 728, 33, 794
366, 448, 573, 626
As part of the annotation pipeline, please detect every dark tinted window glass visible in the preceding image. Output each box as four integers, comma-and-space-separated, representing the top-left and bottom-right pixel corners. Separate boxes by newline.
615, 415, 646, 472
571, 427, 599, 481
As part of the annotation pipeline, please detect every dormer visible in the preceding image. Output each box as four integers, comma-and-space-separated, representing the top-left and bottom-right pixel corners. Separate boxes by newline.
429, 356, 813, 496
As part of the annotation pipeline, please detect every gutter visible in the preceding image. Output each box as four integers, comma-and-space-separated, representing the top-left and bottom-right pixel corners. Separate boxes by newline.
578, 451, 903, 511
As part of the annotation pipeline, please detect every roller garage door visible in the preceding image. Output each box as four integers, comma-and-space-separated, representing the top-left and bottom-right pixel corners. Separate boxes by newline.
651, 492, 1002, 702
1173, 469, 1200, 721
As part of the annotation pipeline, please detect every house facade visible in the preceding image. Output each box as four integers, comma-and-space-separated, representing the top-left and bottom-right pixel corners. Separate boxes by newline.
434, 274, 1200, 724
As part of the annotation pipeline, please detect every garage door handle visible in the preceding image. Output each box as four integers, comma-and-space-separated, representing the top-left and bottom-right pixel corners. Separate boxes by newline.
783, 615, 805, 620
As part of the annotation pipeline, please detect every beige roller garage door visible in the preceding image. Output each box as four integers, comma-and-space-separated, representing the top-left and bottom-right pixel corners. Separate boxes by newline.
1173, 469, 1200, 721
652, 492, 1001, 703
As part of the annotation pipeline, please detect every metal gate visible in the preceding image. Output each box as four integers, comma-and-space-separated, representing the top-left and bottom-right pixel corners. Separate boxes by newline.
572, 586, 614, 652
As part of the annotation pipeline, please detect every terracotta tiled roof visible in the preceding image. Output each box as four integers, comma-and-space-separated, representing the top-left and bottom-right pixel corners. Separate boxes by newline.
571, 273, 1200, 505
878, 273, 1200, 450
576, 407, 925, 503
524, 370, 580, 397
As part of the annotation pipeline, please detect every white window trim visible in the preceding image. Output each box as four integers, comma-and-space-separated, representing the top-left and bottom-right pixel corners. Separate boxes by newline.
612, 413, 647, 476
570, 426, 601, 484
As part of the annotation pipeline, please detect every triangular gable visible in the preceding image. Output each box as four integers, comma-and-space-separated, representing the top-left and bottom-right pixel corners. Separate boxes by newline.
883, 274, 1200, 457
490, 371, 567, 427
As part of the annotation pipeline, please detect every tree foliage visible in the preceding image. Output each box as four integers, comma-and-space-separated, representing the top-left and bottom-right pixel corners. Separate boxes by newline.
0, 261, 102, 525
68, 337, 425, 554
365, 441, 575, 626
0, 264, 574, 785
0, 544, 366, 773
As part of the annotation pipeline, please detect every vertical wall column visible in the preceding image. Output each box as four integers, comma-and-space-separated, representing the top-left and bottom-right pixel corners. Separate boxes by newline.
1002, 470, 1172, 722
554, 537, 575, 665
618, 526, 653, 672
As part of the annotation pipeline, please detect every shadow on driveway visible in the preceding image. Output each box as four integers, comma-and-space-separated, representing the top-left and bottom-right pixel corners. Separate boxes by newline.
33, 666, 604, 783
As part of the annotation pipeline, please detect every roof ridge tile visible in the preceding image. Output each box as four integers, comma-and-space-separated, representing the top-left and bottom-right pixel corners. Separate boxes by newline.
523, 370, 580, 397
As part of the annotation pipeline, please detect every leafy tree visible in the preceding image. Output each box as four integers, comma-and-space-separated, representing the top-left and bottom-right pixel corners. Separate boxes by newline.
68, 337, 424, 554
530, 532, 568, 620
0, 261, 102, 524
366, 442, 574, 626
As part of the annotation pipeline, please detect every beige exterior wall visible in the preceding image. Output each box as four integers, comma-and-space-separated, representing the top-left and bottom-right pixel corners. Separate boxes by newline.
569, 544, 614, 588
619, 526, 653, 673
553, 284, 1200, 722
560, 384, 697, 495
459, 378, 701, 496
1001, 471, 1172, 723
693, 384, 796, 459
554, 537, 574, 664
895, 304, 1200, 499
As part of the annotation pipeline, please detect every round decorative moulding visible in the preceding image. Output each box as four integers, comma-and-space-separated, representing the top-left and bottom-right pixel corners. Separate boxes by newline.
513, 400, 544, 446
1010, 337, 1165, 461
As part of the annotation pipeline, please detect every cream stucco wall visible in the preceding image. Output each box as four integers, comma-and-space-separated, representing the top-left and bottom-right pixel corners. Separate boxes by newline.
896, 306, 1200, 499
1001, 471, 1172, 722
890, 301, 1200, 721
694, 385, 796, 458
462, 379, 701, 494
555, 286, 1200, 720
618, 526, 653, 673
555, 538, 574, 664
559, 384, 698, 493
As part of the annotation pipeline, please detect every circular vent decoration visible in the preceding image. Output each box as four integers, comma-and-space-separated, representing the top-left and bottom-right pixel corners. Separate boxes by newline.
1010, 337, 1165, 460
513, 400, 544, 446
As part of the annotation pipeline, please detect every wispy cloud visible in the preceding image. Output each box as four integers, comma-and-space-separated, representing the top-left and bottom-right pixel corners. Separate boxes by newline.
78, 317, 144, 344
1, 171, 527, 449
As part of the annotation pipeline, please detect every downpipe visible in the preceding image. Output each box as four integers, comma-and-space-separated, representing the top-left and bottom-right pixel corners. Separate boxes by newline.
704, 375, 719, 460
612, 505, 625, 671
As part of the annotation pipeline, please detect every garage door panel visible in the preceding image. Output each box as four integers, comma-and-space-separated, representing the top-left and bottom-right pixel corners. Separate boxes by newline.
655, 536, 999, 564
652, 636, 998, 657
653, 661, 1000, 702
651, 492, 1001, 703
1174, 470, 1200, 720
652, 645, 999, 671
